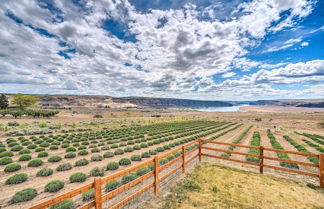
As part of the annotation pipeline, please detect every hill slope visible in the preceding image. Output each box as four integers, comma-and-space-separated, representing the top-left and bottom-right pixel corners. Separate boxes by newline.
145, 163, 324, 209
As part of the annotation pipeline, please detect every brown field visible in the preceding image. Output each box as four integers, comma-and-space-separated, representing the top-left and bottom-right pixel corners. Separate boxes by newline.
144, 163, 324, 209
0, 106, 324, 208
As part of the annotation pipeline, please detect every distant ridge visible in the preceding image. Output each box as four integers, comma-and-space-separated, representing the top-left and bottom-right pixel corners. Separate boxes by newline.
2, 94, 324, 108
111, 97, 232, 108
250, 99, 324, 108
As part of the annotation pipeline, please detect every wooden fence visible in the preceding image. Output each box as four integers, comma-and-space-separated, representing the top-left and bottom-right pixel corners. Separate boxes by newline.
29, 138, 324, 209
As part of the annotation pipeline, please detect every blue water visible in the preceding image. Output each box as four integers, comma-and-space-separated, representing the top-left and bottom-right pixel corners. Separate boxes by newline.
194, 105, 249, 112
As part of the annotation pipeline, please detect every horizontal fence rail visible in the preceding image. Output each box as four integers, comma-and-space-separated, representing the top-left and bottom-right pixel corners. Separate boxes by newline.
29, 138, 324, 209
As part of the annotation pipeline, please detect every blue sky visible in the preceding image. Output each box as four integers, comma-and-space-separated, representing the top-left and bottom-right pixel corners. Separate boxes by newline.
0, 0, 323, 100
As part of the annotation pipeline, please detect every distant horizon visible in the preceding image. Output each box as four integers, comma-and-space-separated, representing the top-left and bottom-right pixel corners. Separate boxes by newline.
1, 92, 323, 102
0, 0, 323, 100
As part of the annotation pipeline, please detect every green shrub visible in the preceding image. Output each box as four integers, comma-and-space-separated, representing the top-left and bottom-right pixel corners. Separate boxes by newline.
166, 155, 175, 161
91, 148, 100, 153
64, 152, 76, 159
0, 147, 6, 153
49, 145, 58, 150
103, 152, 114, 158
61, 143, 69, 148
141, 152, 150, 158
124, 147, 133, 152
105, 180, 121, 192
156, 147, 164, 152
19, 149, 31, 154
106, 162, 119, 170
48, 155, 62, 162
6, 173, 28, 184
49, 199, 74, 209
35, 147, 45, 152
38, 151, 48, 158
78, 145, 87, 150
0, 151, 14, 158
36, 167, 53, 177
75, 158, 89, 166
111, 144, 118, 149
45, 180, 65, 193
114, 149, 124, 155
82, 189, 94, 201
121, 173, 138, 184
28, 159, 43, 167
91, 154, 103, 161
27, 144, 37, 149
90, 167, 105, 177
78, 150, 88, 156
101, 146, 110, 150
0, 157, 13, 165
66, 147, 76, 152
140, 143, 148, 148
70, 172, 87, 183
11, 145, 23, 152
19, 154, 32, 161
130, 155, 142, 161
56, 163, 73, 171
40, 142, 50, 147
136, 167, 150, 176
119, 158, 131, 166
149, 150, 157, 155
11, 188, 37, 203
133, 145, 141, 150
159, 158, 168, 166
4, 163, 21, 172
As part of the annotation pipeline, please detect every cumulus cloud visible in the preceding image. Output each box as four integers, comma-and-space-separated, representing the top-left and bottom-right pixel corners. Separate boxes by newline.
0, 0, 321, 100
222, 72, 236, 78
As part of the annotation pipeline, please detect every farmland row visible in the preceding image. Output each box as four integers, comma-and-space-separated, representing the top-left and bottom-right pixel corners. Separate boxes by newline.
0, 121, 226, 164
0, 121, 229, 177
0, 121, 241, 208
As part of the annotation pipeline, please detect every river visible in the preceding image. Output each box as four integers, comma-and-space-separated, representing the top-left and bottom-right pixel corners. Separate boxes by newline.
194, 105, 249, 112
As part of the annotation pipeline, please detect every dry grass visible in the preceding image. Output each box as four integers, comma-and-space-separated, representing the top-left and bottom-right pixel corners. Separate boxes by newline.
149, 163, 324, 209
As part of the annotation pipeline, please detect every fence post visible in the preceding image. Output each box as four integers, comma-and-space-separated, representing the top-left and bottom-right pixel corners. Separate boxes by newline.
182, 146, 186, 174
198, 138, 202, 162
259, 146, 264, 174
154, 156, 159, 195
320, 154, 324, 187
94, 178, 102, 209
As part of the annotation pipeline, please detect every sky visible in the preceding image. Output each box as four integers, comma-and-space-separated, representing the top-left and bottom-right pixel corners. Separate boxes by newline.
0, 0, 324, 101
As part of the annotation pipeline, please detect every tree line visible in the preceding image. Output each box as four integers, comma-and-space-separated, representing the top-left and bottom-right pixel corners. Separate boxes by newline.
0, 94, 59, 118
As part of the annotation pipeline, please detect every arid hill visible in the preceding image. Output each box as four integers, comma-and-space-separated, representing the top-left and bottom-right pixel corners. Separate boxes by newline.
33, 95, 233, 109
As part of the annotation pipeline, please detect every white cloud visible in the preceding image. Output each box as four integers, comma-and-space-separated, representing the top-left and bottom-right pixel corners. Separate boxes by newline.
259, 62, 288, 69
0, 0, 320, 100
222, 72, 236, 78
301, 41, 309, 46
264, 38, 303, 53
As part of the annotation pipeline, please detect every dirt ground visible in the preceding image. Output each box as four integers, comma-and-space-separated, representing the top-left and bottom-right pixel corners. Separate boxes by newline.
0, 106, 324, 208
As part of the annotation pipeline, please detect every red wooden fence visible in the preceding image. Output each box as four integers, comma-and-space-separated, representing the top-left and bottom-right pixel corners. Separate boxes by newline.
29, 138, 324, 209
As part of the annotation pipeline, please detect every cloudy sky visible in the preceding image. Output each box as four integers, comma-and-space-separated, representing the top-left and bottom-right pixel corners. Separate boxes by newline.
0, 0, 324, 100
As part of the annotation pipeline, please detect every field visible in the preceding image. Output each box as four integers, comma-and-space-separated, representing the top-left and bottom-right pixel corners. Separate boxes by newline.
0, 108, 324, 208
145, 163, 324, 209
